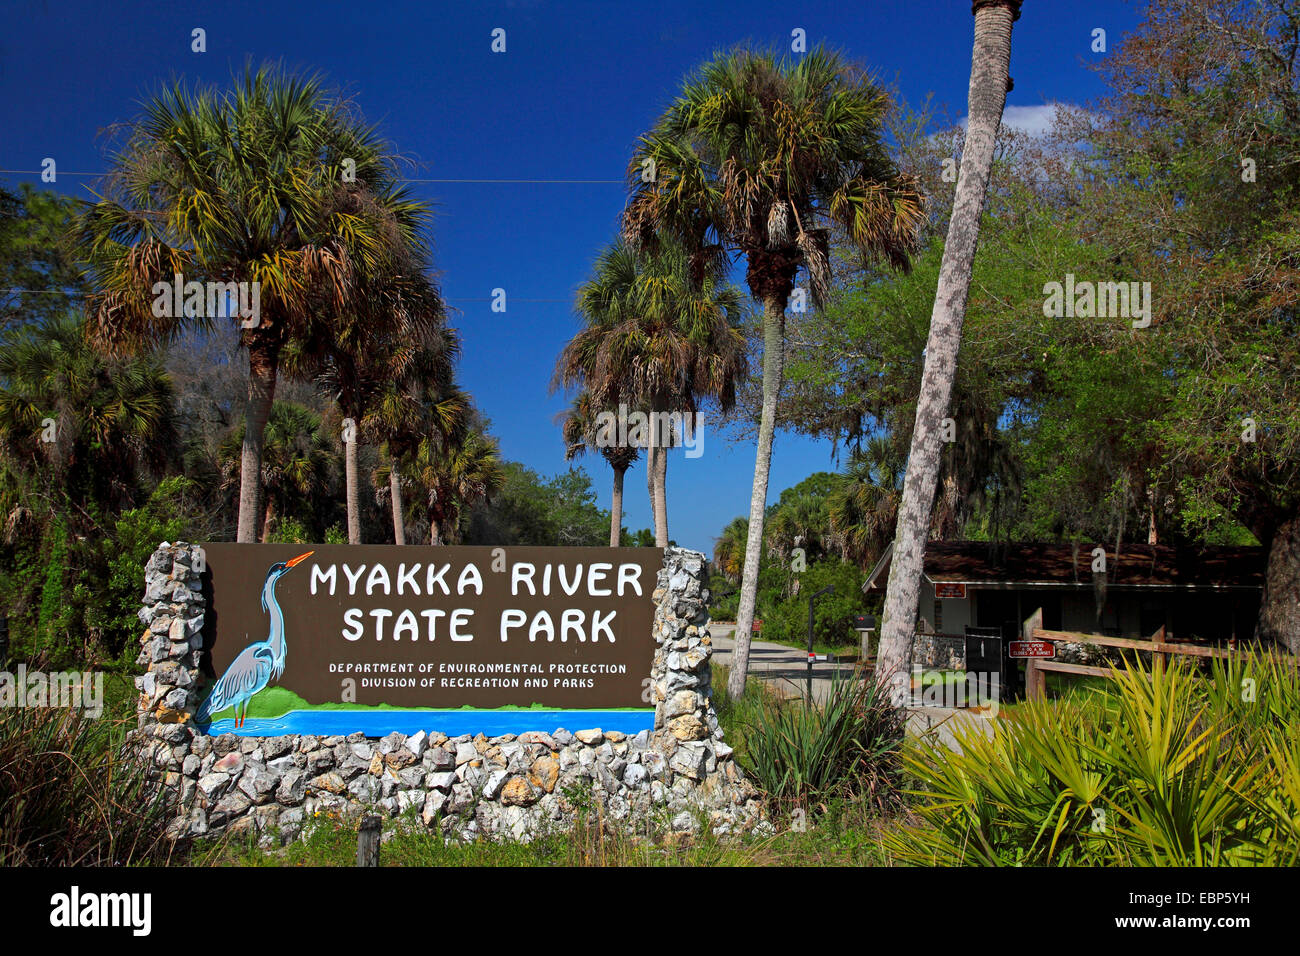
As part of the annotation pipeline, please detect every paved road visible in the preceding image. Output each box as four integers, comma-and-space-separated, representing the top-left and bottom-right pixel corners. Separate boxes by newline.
706, 623, 860, 705
707, 623, 997, 749
905, 705, 997, 751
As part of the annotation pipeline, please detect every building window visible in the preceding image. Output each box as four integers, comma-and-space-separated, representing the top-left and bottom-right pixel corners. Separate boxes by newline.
934, 600, 944, 632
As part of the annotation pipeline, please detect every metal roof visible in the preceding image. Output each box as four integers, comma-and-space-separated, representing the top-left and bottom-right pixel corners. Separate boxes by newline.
863, 541, 1265, 592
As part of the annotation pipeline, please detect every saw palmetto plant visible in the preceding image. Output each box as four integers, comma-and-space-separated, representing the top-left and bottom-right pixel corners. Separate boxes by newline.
886, 654, 1300, 866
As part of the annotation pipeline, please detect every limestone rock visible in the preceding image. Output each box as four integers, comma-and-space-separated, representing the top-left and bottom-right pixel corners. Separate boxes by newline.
277, 770, 308, 804
309, 772, 346, 795
426, 771, 457, 791
482, 769, 509, 800
664, 690, 698, 719
501, 776, 540, 807
422, 790, 448, 826
528, 755, 559, 793
425, 747, 455, 771
669, 714, 708, 741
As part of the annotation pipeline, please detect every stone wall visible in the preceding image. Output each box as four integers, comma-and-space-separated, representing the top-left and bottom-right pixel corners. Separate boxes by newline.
912, 632, 966, 670
129, 543, 762, 846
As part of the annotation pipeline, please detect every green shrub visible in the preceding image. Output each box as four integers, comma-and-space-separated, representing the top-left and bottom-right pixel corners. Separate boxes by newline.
2, 477, 209, 670
34, 515, 71, 658
886, 654, 1300, 866
266, 515, 313, 543
761, 559, 869, 647
738, 669, 905, 813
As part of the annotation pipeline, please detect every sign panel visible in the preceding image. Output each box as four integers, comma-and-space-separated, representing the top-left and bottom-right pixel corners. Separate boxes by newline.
934, 582, 967, 599
1008, 640, 1057, 659
197, 544, 661, 737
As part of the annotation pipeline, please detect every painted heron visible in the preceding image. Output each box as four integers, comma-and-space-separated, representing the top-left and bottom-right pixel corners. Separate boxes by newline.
196, 550, 313, 728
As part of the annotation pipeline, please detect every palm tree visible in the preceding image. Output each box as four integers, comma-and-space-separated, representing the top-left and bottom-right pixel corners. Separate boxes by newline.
766, 492, 830, 564
406, 427, 504, 545
0, 314, 175, 522
218, 401, 338, 540
624, 48, 924, 698
555, 239, 747, 546
77, 64, 427, 542
712, 516, 749, 584
876, 1, 1022, 698
368, 330, 466, 545
301, 272, 449, 544
827, 436, 905, 568
560, 390, 640, 547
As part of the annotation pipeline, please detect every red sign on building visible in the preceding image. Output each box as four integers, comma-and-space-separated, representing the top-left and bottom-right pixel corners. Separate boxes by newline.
934, 582, 967, 599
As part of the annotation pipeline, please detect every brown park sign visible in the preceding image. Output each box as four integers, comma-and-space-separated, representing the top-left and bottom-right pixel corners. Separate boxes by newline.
195, 544, 662, 737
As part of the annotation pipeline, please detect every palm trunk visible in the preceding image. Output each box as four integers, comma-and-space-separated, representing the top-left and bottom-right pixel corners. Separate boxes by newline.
429, 497, 444, 546
261, 497, 275, 541
876, 0, 1019, 701
345, 427, 361, 545
934, 471, 961, 539
236, 347, 278, 543
1257, 510, 1300, 652
726, 297, 785, 699
646, 444, 663, 545
610, 464, 626, 547
653, 445, 669, 548
389, 462, 406, 545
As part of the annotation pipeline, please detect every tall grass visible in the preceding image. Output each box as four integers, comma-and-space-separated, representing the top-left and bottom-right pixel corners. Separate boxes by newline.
0, 702, 177, 865
886, 654, 1300, 866
721, 666, 905, 814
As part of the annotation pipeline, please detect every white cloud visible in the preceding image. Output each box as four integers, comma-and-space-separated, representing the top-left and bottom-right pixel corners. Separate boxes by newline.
1000, 104, 1060, 138
957, 102, 1064, 139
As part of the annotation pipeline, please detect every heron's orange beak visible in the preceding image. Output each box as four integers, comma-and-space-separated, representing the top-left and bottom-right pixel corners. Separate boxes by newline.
285, 551, 315, 569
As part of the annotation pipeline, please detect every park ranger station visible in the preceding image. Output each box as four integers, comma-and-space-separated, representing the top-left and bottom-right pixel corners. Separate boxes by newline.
864, 541, 1266, 644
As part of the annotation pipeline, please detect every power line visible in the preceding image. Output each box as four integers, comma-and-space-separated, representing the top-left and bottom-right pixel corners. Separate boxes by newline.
1, 165, 1109, 187
0, 168, 623, 185
2, 288, 571, 304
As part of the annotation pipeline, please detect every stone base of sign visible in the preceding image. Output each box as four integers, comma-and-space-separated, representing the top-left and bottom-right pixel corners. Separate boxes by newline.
129, 543, 763, 845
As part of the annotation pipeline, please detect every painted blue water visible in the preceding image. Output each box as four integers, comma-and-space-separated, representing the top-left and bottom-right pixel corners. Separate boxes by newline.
200, 709, 655, 738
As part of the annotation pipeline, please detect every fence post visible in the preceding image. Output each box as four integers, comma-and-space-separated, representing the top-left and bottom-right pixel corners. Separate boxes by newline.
356, 814, 381, 867
1023, 607, 1044, 700
1151, 624, 1167, 674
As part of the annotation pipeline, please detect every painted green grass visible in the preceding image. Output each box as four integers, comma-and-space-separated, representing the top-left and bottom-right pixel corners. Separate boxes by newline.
200, 686, 651, 721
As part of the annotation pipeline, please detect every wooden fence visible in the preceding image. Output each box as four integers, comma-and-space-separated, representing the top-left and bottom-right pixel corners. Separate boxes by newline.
1018, 606, 1291, 699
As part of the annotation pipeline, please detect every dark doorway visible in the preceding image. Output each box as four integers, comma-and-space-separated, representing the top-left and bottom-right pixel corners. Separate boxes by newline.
974, 591, 1022, 698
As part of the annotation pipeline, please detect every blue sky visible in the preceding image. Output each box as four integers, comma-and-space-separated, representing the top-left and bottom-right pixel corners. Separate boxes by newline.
0, 0, 1143, 552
